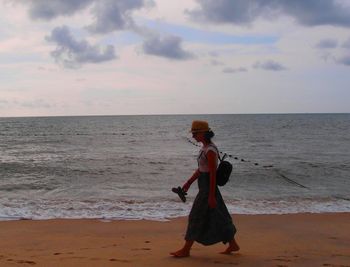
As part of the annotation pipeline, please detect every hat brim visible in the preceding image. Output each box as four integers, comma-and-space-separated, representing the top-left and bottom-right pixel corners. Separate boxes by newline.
189, 128, 210, 133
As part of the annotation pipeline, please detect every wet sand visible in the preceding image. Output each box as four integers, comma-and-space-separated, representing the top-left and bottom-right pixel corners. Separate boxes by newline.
0, 213, 349, 266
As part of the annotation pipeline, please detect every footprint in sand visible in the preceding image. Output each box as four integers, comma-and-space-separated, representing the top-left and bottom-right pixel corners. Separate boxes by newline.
53, 252, 74, 256
132, 248, 151, 251
101, 244, 118, 248
273, 258, 292, 262
16, 260, 36, 265
323, 264, 350, 267
109, 258, 131, 263
6, 259, 36, 265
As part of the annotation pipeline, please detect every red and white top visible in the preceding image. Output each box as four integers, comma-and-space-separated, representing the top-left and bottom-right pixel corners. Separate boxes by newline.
197, 144, 218, 172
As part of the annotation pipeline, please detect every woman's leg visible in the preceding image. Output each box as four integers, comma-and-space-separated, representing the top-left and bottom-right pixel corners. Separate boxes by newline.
220, 238, 240, 254
170, 240, 194, 257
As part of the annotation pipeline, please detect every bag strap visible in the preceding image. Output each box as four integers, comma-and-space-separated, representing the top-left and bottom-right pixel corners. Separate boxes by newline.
206, 144, 224, 162
197, 150, 204, 168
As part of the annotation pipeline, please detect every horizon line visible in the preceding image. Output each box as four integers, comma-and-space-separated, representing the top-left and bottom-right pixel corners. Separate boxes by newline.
0, 112, 349, 119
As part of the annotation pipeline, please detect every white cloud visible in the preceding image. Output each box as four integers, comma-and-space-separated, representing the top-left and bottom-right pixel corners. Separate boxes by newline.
337, 55, 350, 66
253, 60, 287, 71
222, 67, 247, 73
315, 38, 338, 49
15, 0, 94, 20
87, 0, 155, 34
187, 0, 350, 28
141, 33, 194, 60
45, 25, 117, 68
342, 37, 350, 49
1, 0, 350, 116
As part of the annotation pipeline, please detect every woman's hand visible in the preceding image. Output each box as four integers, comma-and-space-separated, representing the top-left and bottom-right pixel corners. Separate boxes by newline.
208, 195, 217, 209
182, 169, 200, 192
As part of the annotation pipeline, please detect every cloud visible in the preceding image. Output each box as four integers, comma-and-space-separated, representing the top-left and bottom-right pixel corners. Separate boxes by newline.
20, 99, 52, 109
208, 51, 220, 57
16, 0, 196, 61
315, 38, 338, 49
222, 67, 247, 73
342, 37, 350, 48
253, 60, 287, 71
187, 0, 350, 27
142, 33, 194, 60
17, 0, 154, 33
22, 0, 94, 20
87, 0, 154, 34
337, 55, 350, 66
0, 99, 53, 109
0, 99, 9, 108
45, 25, 117, 68
210, 59, 225, 66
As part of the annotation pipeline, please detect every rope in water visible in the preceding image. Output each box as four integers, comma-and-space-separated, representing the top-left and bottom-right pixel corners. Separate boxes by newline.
186, 137, 310, 190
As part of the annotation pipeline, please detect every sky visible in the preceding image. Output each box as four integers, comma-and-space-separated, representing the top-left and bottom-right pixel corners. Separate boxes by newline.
0, 0, 350, 117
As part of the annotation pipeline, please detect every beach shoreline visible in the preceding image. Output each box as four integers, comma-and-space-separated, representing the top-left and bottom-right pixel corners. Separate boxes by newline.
0, 213, 349, 266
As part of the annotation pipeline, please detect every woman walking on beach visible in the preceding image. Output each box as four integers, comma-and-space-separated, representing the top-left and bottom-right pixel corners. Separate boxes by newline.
171, 120, 239, 257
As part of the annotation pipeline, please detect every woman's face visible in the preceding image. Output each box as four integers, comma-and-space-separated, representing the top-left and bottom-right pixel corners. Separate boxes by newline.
192, 131, 204, 142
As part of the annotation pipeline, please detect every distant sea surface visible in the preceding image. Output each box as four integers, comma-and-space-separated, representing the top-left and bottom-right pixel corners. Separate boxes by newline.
0, 114, 349, 221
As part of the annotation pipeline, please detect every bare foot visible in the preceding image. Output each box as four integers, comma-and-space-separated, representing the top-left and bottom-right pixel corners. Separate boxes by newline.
220, 243, 240, 254
170, 249, 190, 258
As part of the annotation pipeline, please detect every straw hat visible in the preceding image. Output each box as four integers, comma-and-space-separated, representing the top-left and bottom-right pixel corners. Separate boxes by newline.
190, 120, 210, 133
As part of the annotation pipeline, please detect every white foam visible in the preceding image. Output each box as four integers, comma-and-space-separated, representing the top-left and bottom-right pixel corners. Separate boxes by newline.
1, 197, 349, 221
227, 198, 350, 215
0, 198, 192, 221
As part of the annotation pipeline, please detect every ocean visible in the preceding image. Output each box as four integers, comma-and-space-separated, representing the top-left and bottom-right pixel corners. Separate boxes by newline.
0, 114, 349, 221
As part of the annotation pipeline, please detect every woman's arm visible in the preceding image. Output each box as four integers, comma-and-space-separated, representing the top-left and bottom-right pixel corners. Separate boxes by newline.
182, 169, 200, 192
207, 150, 217, 209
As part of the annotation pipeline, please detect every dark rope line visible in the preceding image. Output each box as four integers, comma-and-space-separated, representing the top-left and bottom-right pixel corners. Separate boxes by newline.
185, 137, 309, 190
333, 196, 350, 201
186, 138, 271, 167
274, 170, 310, 189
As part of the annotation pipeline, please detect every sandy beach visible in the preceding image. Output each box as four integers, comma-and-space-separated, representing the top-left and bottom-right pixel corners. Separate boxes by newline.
0, 213, 349, 267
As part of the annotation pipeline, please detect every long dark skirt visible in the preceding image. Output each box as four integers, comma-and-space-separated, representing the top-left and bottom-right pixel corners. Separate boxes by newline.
185, 172, 236, 246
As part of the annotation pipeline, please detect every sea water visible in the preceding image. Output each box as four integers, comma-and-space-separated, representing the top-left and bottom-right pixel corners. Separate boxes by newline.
0, 114, 349, 220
